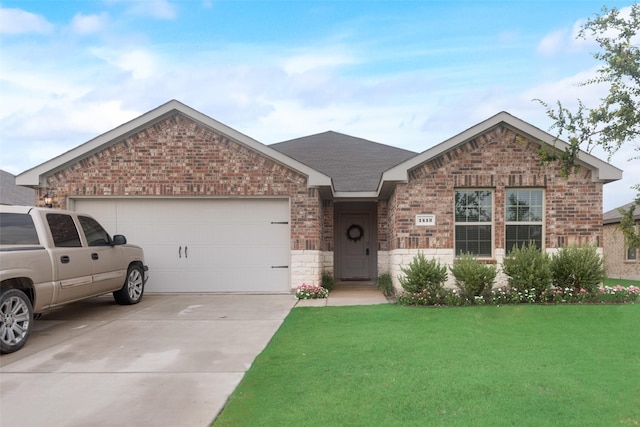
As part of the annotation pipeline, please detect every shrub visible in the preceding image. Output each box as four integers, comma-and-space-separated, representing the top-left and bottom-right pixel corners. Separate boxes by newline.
321, 271, 335, 291
502, 242, 552, 298
551, 245, 605, 295
449, 253, 497, 299
376, 273, 394, 296
398, 252, 448, 294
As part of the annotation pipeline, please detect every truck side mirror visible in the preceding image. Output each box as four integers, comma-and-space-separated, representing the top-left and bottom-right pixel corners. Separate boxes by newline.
112, 235, 127, 245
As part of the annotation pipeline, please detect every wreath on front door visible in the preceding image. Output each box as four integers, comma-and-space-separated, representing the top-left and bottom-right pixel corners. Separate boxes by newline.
346, 224, 364, 242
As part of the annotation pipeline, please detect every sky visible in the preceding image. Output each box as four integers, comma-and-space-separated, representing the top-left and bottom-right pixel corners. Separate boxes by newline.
0, 0, 638, 211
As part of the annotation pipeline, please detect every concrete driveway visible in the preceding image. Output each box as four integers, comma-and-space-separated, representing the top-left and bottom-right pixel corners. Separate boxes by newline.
0, 294, 296, 427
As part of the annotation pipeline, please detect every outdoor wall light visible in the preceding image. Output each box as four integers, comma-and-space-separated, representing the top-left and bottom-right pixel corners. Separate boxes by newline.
44, 193, 53, 208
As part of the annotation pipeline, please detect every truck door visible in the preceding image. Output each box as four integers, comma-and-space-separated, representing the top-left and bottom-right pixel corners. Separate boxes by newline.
46, 213, 94, 304
78, 215, 126, 294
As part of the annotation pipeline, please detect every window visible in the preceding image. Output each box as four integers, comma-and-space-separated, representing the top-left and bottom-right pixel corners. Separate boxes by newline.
47, 214, 82, 247
454, 190, 493, 257
0, 213, 40, 245
505, 189, 543, 253
79, 216, 111, 246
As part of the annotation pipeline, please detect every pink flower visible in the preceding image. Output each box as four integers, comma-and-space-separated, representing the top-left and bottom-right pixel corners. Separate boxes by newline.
580, 288, 586, 293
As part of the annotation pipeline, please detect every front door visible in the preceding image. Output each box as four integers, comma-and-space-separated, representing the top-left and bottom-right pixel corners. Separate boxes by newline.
336, 208, 375, 280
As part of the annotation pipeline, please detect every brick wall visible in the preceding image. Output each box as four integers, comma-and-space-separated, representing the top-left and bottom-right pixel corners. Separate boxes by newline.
387, 125, 603, 253
39, 113, 323, 252
603, 222, 640, 280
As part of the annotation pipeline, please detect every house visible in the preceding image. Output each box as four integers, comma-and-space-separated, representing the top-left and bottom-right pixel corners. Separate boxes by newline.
0, 169, 35, 205
603, 202, 640, 280
15, 100, 622, 293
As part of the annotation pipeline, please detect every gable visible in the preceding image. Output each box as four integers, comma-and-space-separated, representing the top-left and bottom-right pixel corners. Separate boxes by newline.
42, 113, 314, 196
16, 100, 331, 190
380, 111, 622, 198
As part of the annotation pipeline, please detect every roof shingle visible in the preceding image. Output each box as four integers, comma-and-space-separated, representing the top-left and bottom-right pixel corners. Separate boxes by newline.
270, 131, 416, 192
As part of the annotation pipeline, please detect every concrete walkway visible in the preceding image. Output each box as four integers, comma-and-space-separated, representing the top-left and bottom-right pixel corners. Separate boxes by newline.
295, 282, 389, 307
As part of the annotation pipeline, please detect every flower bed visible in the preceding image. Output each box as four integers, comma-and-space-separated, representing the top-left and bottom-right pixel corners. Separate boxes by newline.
295, 284, 329, 299
397, 285, 640, 306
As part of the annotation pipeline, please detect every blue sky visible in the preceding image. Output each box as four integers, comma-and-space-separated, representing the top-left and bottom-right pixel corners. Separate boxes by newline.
0, 0, 637, 210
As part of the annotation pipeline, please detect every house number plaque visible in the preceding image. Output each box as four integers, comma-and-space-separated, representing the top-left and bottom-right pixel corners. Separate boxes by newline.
415, 214, 435, 226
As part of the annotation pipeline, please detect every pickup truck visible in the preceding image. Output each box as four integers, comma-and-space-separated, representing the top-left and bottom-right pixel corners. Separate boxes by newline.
0, 205, 149, 354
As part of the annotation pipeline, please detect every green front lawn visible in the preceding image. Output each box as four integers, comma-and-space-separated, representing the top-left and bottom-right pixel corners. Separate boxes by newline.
214, 304, 640, 426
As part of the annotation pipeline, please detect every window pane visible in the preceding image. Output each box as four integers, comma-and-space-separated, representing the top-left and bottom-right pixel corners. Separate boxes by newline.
455, 225, 492, 257
506, 189, 543, 222
79, 216, 111, 246
628, 246, 637, 261
506, 225, 542, 253
455, 190, 492, 223
0, 213, 40, 245
47, 214, 82, 247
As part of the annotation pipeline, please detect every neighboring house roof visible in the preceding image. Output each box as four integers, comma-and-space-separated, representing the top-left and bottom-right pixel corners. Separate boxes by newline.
270, 131, 416, 193
0, 169, 35, 205
380, 111, 623, 198
15, 99, 332, 190
603, 202, 640, 225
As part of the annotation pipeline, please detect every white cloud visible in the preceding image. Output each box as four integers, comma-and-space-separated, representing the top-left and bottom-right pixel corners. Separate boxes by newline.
282, 51, 358, 75
90, 47, 158, 79
0, 7, 54, 35
103, 0, 176, 19
71, 13, 108, 35
142, 0, 176, 19
536, 28, 569, 56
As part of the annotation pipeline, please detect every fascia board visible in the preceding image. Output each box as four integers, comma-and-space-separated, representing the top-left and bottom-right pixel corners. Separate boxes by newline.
333, 191, 379, 199
16, 100, 332, 188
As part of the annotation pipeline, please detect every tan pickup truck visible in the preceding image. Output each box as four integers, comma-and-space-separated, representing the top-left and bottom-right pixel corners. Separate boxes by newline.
0, 206, 148, 354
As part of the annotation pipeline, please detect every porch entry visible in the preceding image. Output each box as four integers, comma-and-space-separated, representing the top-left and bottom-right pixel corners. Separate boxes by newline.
335, 202, 377, 281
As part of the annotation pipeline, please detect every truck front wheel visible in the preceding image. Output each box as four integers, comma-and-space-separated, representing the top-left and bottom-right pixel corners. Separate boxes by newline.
0, 288, 33, 354
113, 265, 145, 305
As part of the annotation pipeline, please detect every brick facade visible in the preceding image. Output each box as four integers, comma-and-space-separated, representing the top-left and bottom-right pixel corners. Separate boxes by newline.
603, 222, 640, 280
38, 113, 324, 253
382, 125, 604, 289
25, 105, 616, 293
387, 125, 602, 252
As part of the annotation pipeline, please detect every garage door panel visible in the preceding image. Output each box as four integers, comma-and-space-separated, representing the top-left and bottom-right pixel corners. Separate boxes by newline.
74, 198, 290, 293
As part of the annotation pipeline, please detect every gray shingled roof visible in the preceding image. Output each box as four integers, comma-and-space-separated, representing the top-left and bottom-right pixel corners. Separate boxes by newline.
270, 131, 417, 192
603, 202, 640, 224
0, 170, 35, 205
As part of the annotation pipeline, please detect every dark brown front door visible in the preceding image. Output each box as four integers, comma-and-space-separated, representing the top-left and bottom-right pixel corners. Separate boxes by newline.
341, 213, 370, 278
335, 203, 377, 280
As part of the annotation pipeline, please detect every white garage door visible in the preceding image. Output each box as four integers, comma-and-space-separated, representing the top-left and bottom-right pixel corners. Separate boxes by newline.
73, 198, 290, 293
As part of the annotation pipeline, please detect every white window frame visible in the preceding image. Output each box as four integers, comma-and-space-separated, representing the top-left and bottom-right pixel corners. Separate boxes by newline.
454, 189, 494, 258
505, 188, 545, 253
